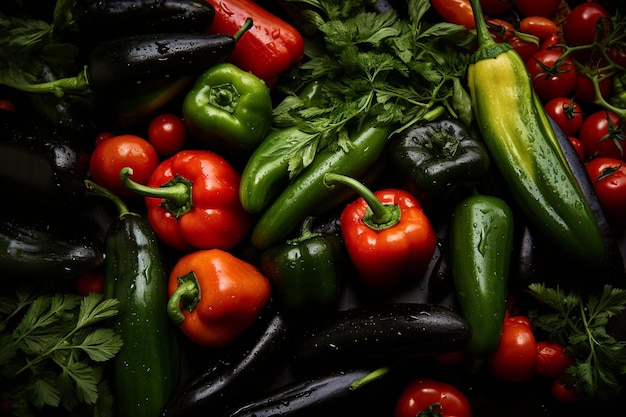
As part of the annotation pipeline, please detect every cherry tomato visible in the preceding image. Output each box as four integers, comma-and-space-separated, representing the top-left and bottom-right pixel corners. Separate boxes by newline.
431, 0, 475, 29
394, 378, 472, 417
607, 45, 626, 69
579, 110, 626, 161
539, 32, 560, 51
487, 18, 514, 43
543, 97, 584, 136
508, 35, 539, 62
569, 136, 586, 162
519, 16, 557, 42
526, 49, 577, 101
89, 134, 160, 198
585, 157, 626, 228
551, 379, 579, 403
148, 113, 187, 157
480, 0, 514, 15
0, 99, 15, 112
487, 316, 537, 383
75, 271, 104, 296
574, 70, 613, 104
515, 0, 560, 18
94, 131, 115, 147
535, 340, 574, 377
563, 3, 611, 47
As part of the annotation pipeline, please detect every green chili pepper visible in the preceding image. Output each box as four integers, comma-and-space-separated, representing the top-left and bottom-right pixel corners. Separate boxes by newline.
259, 217, 345, 315
387, 117, 490, 202
182, 62, 272, 154
450, 194, 514, 363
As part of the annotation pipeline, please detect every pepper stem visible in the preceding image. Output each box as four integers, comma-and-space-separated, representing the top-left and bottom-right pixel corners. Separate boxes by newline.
167, 272, 201, 326
233, 18, 254, 42
323, 173, 401, 230
84, 179, 131, 217
120, 167, 193, 218
287, 216, 321, 244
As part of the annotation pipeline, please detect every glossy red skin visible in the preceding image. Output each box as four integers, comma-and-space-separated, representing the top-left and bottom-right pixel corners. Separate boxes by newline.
148, 113, 187, 157
146, 150, 253, 251
394, 378, 472, 417
89, 134, 159, 198
487, 316, 537, 383
431, 0, 475, 29
563, 3, 611, 47
585, 156, 626, 228
526, 49, 577, 101
579, 110, 626, 161
204, 0, 304, 87
543, 97, 583, 136
520, 16, 557, 42
339, 188, 436, 292
508, 35, 539, 62
75, 271, 104, 296
515, 0, 560, 18
535, 341, 574, 377
569, 136, 586, 162
574, 71, 613, 104
551, 379, 579, 403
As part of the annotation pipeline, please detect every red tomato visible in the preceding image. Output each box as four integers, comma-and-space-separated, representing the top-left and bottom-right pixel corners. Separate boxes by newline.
515, 0, 560, 18
539, 32, 560, 51
519, 16, 557, 42
480, 0, 514, 15
563, 3, 611, 47
94, 131, 115, 147
431, 0, 476, 29
569, 136, 586, 162
526, 49, 577, 101
487, 18, 514, 43
607, 45, 626, 69
394, 378, 472, 417
89, 134, 160, 198
585, 157, 626, 228
535, 341, 574, 377
543, 97, 583, 136
487, 316, 537, 383
551, 379, 579, 403
508, 35, 539, 62
579, 110, 626, 160
574, 70, 612, 104
148, 113, 187, 157
75, 271, 104, 296
0, 99, 15, 112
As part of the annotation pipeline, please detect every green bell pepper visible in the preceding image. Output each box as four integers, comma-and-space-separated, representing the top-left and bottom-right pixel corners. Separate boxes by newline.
182, 62, 272, 154
259, 217, 345, 315
387, 117, 490, 202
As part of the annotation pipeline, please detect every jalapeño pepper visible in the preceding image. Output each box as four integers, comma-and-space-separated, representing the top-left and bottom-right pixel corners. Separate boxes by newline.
182, 62, 273, 155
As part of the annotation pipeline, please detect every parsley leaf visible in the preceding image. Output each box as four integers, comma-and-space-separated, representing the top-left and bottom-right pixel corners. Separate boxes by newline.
528, 283, 626, 401
275, 0, 475, 176
0, 288, 122, 416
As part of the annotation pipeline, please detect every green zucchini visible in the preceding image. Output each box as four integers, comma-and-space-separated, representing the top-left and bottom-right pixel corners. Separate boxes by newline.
292, 303, 471, 372
92, 181, 178, 417
467, 0, 605, 267
450, 194, 514, 360
250, 119, 393, 249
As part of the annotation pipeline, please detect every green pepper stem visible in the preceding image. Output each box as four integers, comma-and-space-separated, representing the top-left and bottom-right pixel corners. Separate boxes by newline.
287, 216, 321, 244
350, 366, 390, 390
167, 275, 200, 326
323, 173, 401, 230
120, 167, 193, 217
84, 179, 131, 217
4, 66, 91, 98
233, 17, 254, 42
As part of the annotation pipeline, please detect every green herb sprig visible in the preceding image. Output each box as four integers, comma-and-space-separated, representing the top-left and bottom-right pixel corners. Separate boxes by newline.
527, 283, 626, 401
0, 287, 122, 417
273, 0, 475, 178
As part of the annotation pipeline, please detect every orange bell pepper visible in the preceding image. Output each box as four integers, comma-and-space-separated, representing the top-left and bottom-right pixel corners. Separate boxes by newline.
167, 249, 271, 347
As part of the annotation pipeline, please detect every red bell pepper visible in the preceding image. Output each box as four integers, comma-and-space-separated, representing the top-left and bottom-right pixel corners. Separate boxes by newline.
120, 149, 252, 252
204, 0, 304, 87
324, 173, 437, 292
166, 249, 271, 347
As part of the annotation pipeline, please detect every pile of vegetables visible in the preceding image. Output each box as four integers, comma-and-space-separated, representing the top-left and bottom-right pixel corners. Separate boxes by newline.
1, 0, 626, 416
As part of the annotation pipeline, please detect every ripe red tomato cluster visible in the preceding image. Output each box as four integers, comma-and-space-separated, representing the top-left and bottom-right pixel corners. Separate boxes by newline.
486, 314, 578, 403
